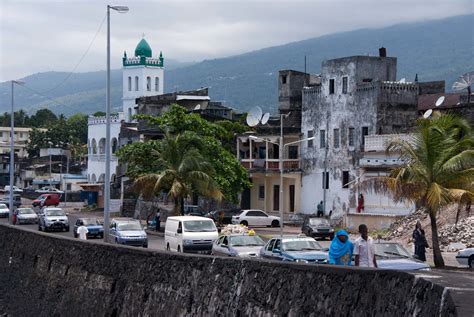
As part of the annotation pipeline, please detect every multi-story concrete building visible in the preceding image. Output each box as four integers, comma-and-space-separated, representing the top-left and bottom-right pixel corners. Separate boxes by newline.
300, 48, 444, 218
0, 127, 46, 158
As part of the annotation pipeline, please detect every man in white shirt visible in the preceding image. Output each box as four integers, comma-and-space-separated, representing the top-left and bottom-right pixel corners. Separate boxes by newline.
77, 223, 89, 240
354, 224, 377, 268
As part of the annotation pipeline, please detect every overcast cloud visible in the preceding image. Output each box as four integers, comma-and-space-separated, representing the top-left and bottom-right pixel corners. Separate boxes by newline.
0, 0, 472, 81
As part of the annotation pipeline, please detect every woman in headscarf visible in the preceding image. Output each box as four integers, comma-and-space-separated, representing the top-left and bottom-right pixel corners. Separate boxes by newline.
412, 220, 428, 262
329, 230, 354, 265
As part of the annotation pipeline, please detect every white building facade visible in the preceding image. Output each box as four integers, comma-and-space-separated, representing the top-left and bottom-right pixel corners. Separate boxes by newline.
87, 37, 164, 184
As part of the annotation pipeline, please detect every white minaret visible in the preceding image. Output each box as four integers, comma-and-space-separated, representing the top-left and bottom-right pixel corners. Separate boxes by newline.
122, 37, 164, 122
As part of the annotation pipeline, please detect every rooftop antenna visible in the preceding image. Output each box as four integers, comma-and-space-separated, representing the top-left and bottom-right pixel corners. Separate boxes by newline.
452, 71, 474, 103
435, 96, 445, 107
246, 106, 270, 127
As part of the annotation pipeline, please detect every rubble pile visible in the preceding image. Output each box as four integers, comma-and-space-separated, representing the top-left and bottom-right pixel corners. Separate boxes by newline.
438, 216, 474, 248
383, 209, 428, 241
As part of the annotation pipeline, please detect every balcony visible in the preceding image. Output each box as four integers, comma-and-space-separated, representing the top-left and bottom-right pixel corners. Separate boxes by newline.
89, 154, 118, 162
364, 134, 413, 152
240, 158, 300, 171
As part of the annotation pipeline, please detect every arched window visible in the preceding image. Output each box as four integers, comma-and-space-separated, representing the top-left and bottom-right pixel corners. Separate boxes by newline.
87, 138, 91, 154
111, 138, 118, 154
98, 138, 106, 154
98, 174, 105, 183
155, 77, 159, 91
91, 139, 97, 154
128, 76, 132, 91
90, 174, 97, 184
135, 76, 139, 91
128, 107, 132, 121
146, 76, 151, 91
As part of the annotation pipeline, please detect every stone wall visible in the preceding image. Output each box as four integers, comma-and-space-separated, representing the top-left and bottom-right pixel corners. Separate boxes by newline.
0, 224, 457, 316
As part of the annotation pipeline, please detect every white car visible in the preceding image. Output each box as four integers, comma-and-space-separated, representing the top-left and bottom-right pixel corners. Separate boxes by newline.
0, 203, 10, 218
232, 209, 281, 227
35, 187, 64, 194
4, 185, 23, 194
456, 248, 474, 268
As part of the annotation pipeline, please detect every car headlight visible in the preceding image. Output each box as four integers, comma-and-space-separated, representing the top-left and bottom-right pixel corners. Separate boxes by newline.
295, 259, 309, 263
183, 239, 193, 245
418, 267, 431, 271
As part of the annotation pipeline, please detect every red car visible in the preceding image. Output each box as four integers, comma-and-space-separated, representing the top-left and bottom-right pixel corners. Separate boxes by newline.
32, 194, 60, 208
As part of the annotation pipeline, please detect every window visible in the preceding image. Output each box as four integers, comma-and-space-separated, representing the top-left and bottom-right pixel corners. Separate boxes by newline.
66, 183, 72, 191
258, 185, 265, 200
267, 239, 276, 251
281, 75, 287, 84
348, 128, 355, 147
342, 76, 348, 94
362, 126, 369, 146
135, 76, 139, 91
288, 146, 298, 159
128, 108, 132, 120
362, 78, 373, 83
155, 77, 159, 91
307, 130, 314, 148
222, 236, 228, 246
342, 171, 349, 188
274, 239, 281, 251
320, 130, 326, 148
329, 79, 335, 94
146, 77, 151, 91
322, 172, 329, 189
333, 129, 340, 148
128, 76, 132, 91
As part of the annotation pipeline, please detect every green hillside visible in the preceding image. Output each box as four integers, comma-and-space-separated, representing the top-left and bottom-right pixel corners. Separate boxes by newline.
0, 14, 472, 116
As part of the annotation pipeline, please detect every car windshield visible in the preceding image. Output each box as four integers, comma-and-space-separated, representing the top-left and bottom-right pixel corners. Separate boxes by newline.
18, 208, 35, 214
282, 239, 322, 251
183, 220, 216, 232
46, 209, 65, 216
374, 243, 412, 258
0, 204, 7, 209
117, 222, 142, 231
229, 235, 265, 247
82, 219, 100, 226
309, 218, 330, 226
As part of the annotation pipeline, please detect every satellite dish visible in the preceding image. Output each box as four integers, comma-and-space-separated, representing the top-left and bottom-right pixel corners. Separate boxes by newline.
194, 104, 201, 111
246, 114, 260, 127
246, 106, 265, 127
423, 109, 433, 119
261, 113, 270, 125
435, 96, 445, 107
399, 78, 406, 83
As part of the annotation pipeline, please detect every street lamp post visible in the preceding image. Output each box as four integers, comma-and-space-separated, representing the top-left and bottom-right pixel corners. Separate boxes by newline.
104, 5, 129, 243
9, 80, 24, 224
249, 134, 315, 237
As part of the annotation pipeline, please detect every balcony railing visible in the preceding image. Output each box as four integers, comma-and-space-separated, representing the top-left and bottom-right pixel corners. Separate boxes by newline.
89, 154, 118, 162
240, 159, 300, 171
364, 134, 413, 152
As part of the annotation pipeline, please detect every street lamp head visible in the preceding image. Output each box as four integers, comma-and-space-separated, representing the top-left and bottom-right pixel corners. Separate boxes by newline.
306, 136, 316, 141
12, 80, 25, 85
109, 5, 129, 13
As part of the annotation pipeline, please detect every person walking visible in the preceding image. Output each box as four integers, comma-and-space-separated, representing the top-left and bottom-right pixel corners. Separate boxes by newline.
354, 224, 377, 268
77, 223, 89, 240
328, 230, 354, 266
412, 220, 428, 261
155, 209, 161, 231
317, 201, 324, 217
356, 193, 364, 213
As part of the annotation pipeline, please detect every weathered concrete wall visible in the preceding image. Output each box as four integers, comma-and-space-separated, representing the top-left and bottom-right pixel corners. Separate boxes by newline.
0, 224, 457, 316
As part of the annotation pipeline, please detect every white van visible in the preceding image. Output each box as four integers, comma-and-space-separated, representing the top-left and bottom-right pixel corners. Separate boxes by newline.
165, 216, 218, 254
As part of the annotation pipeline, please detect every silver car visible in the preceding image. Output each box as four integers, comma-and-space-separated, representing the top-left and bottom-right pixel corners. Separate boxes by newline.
109, 219, 148, 248
212, 234, 265, 258
0, 203, 9, 218
15, 208, 38, 224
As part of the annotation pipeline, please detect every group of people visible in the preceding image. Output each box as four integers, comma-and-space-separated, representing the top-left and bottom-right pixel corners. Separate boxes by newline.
328, 222, 429, 267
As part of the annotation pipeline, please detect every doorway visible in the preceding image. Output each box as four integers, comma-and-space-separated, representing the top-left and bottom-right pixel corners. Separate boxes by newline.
289, 185, 295, 212
273, 185, 280, 211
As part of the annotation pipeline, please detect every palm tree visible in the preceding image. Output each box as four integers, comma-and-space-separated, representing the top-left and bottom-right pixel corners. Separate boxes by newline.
133, 132, 223, 215
362, 113, 473, 267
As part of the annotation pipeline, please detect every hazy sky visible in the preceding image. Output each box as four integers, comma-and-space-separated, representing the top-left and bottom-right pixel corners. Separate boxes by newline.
0, 0, 472, 81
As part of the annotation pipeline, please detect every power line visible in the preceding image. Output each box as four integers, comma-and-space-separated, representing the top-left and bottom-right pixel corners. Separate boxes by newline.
40, 13, 107, 94
18, 84, 73, 110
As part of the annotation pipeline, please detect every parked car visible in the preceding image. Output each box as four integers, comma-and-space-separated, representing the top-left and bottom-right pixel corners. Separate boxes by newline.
374, 242, 431, 271
35, 187, 64, 194
165, 216, 218, 253
212, 234, 265, 258
0, 203, 9, 218
4, 185, 23, 194
109, 219, 148, 248
14, 208, 38, 224
73, 218, 104, 239
1, 194, 22, 208
183, 205, 207, 217
38, 207, 69, 232
206, 208, 242, 225
301, 217, 335, 240
32, 194, 60, 208
232, 209, 280, 227
456, 247, 474, 268
260, 235, 328, 264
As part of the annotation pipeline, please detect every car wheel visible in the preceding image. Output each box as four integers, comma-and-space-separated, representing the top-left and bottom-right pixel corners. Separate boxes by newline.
143, 244, 148, 249
271, 220, 280, 228
469, 256, 473, 269
240, 220, 248, 226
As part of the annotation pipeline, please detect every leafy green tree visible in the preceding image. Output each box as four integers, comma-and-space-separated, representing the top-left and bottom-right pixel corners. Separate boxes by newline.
133, 133, 223, 215
29, 108, 58, 127
362, 113, 473, 267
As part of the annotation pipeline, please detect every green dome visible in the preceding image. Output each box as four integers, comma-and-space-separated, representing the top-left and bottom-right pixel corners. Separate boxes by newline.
134, 38, 152, 57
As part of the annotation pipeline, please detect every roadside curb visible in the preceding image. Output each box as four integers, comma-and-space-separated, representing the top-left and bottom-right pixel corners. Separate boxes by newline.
145, 229, 164, 237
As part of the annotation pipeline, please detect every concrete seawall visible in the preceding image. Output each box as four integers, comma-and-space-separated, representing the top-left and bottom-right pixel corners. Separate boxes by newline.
0, 224, 457, 316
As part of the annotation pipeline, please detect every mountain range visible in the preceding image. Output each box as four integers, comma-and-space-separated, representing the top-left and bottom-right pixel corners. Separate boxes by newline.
0, 14, 472, 116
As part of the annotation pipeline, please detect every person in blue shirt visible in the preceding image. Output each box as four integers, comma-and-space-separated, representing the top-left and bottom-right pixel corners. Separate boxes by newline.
329, 230, 354, 265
